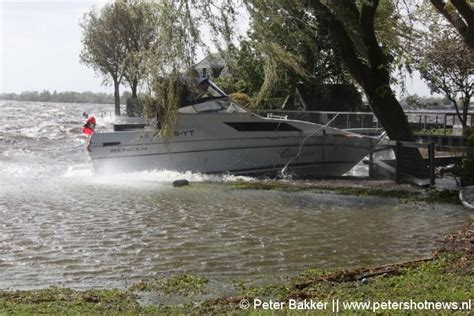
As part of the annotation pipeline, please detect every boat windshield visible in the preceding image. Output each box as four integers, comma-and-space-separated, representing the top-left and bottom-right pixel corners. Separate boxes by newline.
190, 79, 227, 104
177, 78, 248, 114
179, 99, 248, 114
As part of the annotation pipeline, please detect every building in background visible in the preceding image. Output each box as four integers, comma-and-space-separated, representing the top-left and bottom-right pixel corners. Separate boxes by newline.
194, 54, 228, 79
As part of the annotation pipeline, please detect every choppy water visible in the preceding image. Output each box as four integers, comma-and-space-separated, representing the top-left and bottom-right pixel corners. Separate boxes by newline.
0, 100, 472, 290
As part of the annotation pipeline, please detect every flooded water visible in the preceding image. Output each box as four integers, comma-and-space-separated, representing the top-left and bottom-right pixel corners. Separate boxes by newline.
0, 100, 472, 290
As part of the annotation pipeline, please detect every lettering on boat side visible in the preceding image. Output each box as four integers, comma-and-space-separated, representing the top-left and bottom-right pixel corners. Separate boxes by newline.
111, 146, 148, 153
280, 148, 317, 158
174, 129, 195, 137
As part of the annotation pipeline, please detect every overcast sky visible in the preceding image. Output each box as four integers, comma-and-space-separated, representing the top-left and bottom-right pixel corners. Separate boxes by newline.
0, 0, 434, 96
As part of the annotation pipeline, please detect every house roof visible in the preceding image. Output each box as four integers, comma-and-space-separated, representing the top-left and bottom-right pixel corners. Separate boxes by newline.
194, 53, 226, 69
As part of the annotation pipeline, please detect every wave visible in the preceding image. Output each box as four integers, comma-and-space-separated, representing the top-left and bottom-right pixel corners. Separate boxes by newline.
63, 166, 255, 184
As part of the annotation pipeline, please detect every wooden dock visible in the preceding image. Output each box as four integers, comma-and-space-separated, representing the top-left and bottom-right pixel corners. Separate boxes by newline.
369, 141, 473, 187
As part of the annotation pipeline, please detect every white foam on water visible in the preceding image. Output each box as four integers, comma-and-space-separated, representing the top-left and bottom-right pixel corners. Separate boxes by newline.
62, 166, 255, 185
63, 164, 95, 178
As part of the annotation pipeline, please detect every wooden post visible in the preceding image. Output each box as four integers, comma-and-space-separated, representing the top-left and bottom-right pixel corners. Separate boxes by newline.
395, 141, 401, 184
428, 143, 435, 186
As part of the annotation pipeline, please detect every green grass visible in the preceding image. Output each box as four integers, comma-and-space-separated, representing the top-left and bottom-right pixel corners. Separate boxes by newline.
0, 287, 140, 314
414, 128, 454, 136
130, 273, 208, 296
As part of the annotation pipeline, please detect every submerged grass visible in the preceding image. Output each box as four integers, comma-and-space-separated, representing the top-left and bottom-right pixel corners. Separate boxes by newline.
1, 251, 472, 314
1, 183, 469, 314
227, 180, 460, 204
130, 273, 208, 296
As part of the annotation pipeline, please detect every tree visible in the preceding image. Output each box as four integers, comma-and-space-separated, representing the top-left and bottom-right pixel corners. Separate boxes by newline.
237, 2, 354, 106
80, 1, 159, 116
80, 4, 126, 115
238, 0, 431, 176
415, 30, 473, 134
140, 0, 427, 177
430, 0, 474, 49
115, 1, 157, 98
299, 1, 427, 177
131, 0, 428, 177
111, 0, 160, 116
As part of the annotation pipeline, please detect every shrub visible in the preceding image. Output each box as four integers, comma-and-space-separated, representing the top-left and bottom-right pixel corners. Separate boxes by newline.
460, 132, 474, 186
229, 92, 251, 106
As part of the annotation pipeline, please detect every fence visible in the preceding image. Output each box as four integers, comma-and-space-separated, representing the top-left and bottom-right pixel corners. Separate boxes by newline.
257, 110, 474, 135
369, 141, 474, 187
404, 111, 474, 135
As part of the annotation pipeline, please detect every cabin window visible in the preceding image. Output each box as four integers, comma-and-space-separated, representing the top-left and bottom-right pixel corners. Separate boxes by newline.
103, 142, 121, 146
225, 122, 301, 132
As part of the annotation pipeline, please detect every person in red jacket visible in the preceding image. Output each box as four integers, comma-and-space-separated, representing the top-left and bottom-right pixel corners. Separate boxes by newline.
82, 116, 96, 136
82, 116, 96, 151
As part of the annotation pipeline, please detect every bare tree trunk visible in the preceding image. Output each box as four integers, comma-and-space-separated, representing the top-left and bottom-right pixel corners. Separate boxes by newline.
462, 98, 469, 135
125, 77, 141, 117
365, 84, 428, 177
114, 80, 121, 116
131, 79, 138, 99
450, 97, 469, 135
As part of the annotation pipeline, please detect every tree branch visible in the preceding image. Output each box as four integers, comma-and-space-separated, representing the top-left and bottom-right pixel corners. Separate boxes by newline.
309, 0, 371, 86
430, 0, 474, 49
359, 0, 389, 72
451, 0, 474, 32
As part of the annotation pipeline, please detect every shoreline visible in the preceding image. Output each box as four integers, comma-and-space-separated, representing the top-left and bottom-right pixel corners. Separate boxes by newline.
0, 181, 471, 314
0, 227, 471, 314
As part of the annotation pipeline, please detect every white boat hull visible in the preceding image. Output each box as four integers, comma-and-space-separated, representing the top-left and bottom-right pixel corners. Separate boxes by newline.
89, 111, 376, 178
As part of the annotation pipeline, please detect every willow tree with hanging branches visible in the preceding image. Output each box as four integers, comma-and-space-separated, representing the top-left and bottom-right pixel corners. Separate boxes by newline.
138, 0, 240, 139
192, 0, 427, 177
138, 0, 440, 178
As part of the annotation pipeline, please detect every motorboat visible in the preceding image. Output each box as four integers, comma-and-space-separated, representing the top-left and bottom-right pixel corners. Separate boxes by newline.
88, 79, 378, 177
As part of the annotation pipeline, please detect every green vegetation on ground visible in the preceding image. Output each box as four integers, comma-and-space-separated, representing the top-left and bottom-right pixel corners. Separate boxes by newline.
461, 133, 474, 186
0, 182, 470, 314
413, 128, 454, 136
1, 250, 471, 314
227, 180, 460, 204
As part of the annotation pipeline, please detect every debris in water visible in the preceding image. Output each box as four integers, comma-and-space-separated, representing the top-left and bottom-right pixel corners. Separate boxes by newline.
173, 179, 189, 187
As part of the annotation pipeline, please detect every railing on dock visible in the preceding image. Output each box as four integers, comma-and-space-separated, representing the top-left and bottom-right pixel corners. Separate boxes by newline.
257, 110, 474, 136
369, 141, 474, 187
404, 111, 474, 135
